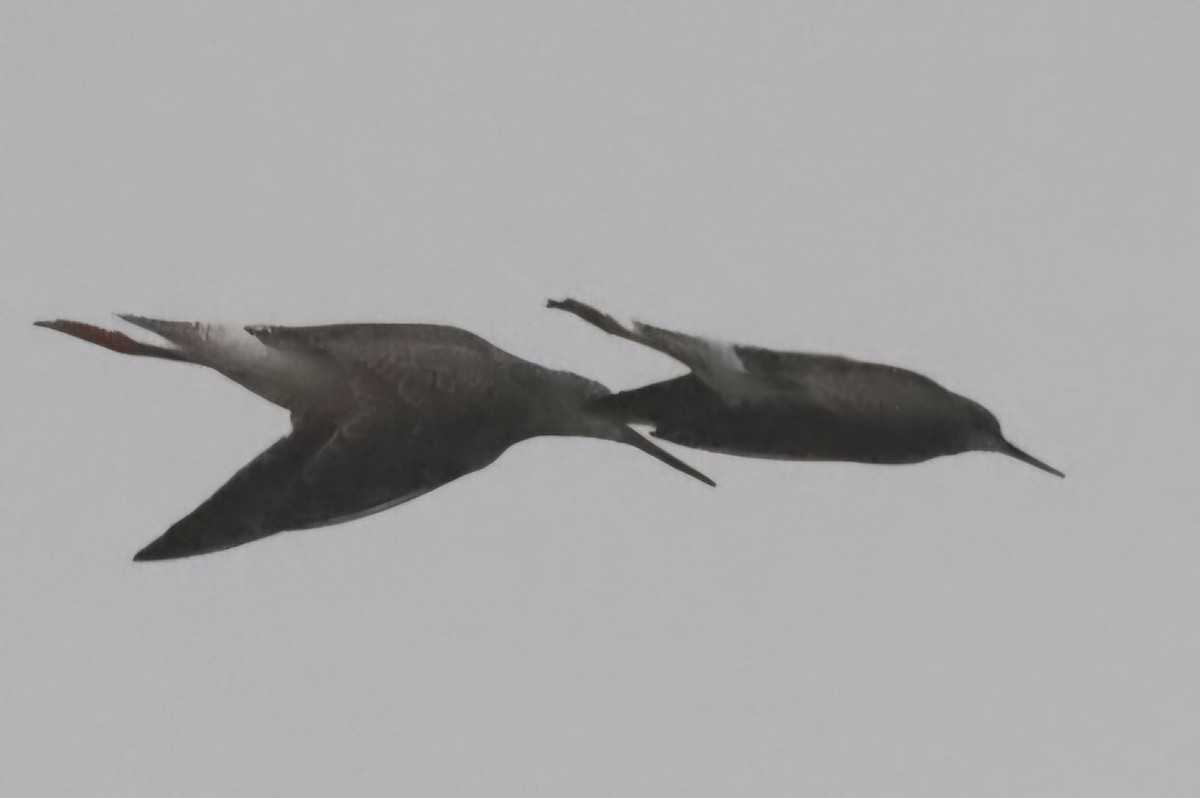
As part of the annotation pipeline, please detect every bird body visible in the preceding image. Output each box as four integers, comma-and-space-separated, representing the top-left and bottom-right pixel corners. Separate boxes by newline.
548, 299, 1063, 477
36, 315, 713, 560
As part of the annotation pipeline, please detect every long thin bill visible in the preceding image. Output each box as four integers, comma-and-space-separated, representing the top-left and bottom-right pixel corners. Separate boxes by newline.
620, 427, 717, 487
1002, 440, 1065, 478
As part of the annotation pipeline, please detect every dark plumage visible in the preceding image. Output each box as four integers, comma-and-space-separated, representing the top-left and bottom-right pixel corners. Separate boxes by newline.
36, 315, 713, 561
547, 299, 1063, 477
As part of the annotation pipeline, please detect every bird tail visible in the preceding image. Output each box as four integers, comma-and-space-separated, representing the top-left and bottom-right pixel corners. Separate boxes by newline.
34, 319, 190, 362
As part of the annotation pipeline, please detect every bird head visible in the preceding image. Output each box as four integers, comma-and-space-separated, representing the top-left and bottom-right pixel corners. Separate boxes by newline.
965, 400, 1064, 478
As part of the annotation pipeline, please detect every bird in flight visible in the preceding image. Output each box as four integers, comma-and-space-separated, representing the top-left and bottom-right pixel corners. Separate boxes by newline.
547, 298, 1063, 477
35, 316, 713, 561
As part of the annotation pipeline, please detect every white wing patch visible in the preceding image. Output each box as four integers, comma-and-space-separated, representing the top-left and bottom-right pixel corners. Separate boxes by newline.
186, 324, 339, 411
119, 319, 343, 413
631, 321, 773, 402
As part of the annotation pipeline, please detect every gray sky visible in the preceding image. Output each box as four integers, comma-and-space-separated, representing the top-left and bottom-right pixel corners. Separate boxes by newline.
3, 2, 1198, 795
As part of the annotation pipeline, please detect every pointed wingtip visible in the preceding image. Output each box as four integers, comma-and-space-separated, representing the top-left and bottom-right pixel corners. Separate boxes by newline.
132, 544, 191, 562
132, 538, 173, 562
115, 313, 175, 332
34, 319, 82, 333
547, 298, 593, 313
132, 528, 200, 562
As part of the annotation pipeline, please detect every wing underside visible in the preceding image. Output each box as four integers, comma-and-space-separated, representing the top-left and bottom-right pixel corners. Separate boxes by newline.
133, 422, 336, 560
132, 413, 494, 561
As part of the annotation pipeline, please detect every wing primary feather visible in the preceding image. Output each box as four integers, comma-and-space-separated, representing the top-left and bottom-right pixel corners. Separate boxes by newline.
132, 422, 335, 561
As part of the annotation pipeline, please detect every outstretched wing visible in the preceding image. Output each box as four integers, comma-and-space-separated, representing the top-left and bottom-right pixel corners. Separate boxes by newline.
133, 420, 335, 560
546, 299, 730, 372
734, 344, 950, 418
547, 298, 791, 402
133, 410, 502, 561
245, 322, 510, 366
246, 321, 538, 413
547, 298, 950, 415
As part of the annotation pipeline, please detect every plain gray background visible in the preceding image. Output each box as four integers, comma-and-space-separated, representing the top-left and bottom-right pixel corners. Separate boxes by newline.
3, 2, 1197, 795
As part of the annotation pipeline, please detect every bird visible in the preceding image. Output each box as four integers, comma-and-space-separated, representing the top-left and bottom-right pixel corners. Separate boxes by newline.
546, 298, 1063, 477
35, 315, 714, 561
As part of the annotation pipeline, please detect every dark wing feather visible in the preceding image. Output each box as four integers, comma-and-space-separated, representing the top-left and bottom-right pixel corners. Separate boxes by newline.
133, 408, 510, 561
246, 323, 506, 360
733, 346, 948, 414
132, 331, 534, 562
247, 322, 535, 413
132, 420, 336, 561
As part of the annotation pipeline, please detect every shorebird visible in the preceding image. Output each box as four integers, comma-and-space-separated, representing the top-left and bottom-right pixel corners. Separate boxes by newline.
36, 315, 714, 560
547, 298, 1063, 477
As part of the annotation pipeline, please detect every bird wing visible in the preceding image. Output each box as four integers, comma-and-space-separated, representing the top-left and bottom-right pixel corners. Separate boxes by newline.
246, 322, 531, 413
547, 298, 954, 418
133, 418, 336, 560
133, 405, 505, 561
246, 322, 507, 363
133, 327, 539, 561
735, 345, 948, 418
547, 298, 773, 401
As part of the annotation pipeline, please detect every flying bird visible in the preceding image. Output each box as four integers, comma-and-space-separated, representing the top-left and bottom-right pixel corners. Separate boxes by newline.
547, 298, 1063, 477
36, 315, 714, 561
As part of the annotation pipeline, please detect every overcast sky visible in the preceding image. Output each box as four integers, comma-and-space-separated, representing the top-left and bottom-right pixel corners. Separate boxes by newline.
4, 2, 1198, 795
